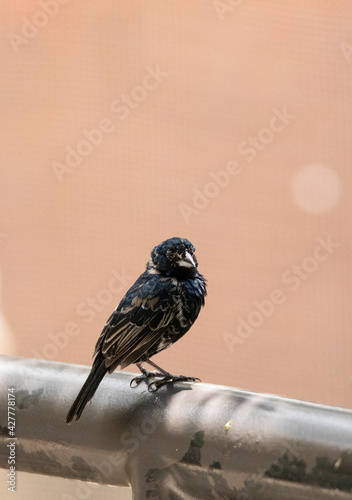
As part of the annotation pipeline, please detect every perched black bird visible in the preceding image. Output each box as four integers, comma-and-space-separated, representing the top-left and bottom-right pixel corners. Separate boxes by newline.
66, 237, 206, 423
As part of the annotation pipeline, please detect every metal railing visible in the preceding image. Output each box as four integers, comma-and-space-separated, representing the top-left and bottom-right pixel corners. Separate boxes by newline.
1, 354, 352, 499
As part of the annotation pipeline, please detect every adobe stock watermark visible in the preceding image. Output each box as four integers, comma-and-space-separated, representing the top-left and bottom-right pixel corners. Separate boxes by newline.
223, 235, 340, 351
212, 0, 245, 21
31, 268, 134, 361
7, 0, 71, 54
179, 107, 296, 224
265, 438, 304, 479
241, 437, 304, 499
52, 64, 168, 182
61, 415, 157, 500
60, 450, 125, 500
120, 416, 157, 453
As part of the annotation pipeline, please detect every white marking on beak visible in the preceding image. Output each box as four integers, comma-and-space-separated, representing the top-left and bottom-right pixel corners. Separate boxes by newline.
177, 251, 196, 268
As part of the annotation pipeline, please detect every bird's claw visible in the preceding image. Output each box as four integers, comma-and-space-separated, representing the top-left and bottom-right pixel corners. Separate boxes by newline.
130, 369, 165, 388
131, 374, 201, 391
130, 375, 145, 388
148, 375, 200, 391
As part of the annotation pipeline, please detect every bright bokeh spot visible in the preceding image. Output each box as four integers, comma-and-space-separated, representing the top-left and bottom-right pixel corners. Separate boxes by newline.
291, 164, 342, 214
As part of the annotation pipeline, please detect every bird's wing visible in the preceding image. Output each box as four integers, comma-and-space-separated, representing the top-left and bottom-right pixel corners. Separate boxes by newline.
93, 273, 180, 371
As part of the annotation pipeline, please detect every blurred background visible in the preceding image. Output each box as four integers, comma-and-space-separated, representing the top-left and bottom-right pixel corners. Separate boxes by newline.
2, 2, 352, 497
1, 0, 351, 414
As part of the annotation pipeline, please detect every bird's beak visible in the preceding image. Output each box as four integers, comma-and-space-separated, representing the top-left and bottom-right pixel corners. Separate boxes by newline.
177, 251, 196, 268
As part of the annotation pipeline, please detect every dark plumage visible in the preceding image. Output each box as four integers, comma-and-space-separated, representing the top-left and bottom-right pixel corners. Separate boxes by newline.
66, 237, 206, 423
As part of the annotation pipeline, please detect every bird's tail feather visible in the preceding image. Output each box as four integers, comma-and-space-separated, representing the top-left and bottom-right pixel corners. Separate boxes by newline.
66, 355, 107, 424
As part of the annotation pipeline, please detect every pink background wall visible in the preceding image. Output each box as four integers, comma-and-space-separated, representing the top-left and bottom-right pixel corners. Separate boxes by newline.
1, 1, 351, 409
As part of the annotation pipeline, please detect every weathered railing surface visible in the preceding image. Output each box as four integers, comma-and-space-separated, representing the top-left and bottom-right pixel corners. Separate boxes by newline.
0, 355, 352, 499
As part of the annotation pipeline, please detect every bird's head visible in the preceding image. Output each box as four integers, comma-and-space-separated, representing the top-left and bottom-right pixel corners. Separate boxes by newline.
147, 237, 198, 278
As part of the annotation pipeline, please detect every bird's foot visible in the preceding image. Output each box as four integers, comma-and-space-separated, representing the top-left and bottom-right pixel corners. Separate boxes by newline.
131, 362, 200, 391
130, 369, 165, 388
146, 374, 201, 392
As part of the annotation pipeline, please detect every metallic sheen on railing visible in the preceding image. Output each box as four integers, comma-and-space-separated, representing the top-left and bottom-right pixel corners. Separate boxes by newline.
0, 355, 352, 499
